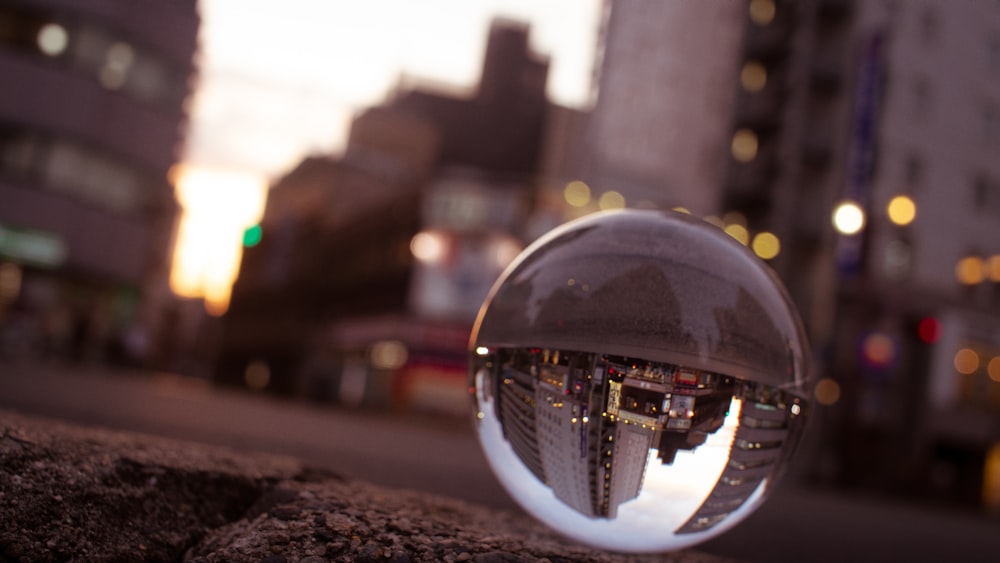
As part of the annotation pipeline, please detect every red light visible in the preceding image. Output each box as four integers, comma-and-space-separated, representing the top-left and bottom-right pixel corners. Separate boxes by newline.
917, 317, 941, 344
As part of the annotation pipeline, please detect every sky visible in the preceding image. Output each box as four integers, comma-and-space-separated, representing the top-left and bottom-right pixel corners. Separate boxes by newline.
185, 0, 604, 180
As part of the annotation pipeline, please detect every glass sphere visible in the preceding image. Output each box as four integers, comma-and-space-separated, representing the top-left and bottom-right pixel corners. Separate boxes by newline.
468, 210, 811, 553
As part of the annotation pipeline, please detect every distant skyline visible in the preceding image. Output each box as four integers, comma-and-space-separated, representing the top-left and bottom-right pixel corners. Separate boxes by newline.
184, 0, 603, 180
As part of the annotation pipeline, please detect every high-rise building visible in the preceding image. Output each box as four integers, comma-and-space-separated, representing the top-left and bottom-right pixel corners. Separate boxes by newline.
810, 0, 1000, 507
544, 0, 748, 215
0, 0, 199, 364
547, 0, 1000, 509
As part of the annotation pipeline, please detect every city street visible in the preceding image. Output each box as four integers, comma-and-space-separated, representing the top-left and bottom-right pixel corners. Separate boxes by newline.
1, 362, 997, 562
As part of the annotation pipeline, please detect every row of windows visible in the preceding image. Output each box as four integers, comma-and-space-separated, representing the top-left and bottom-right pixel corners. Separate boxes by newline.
0, 124, 160, 215
0, 5, 191, 111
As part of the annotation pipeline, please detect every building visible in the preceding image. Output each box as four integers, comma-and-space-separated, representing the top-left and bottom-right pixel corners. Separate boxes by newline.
0, 0, 199, 365
540, 0, 1000, 510
541, 0, 748, 216
218, 20, 550, 410
702, 0, 1000, 508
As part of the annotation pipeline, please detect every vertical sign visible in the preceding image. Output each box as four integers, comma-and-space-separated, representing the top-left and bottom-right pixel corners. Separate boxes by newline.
836, 31, 884, 276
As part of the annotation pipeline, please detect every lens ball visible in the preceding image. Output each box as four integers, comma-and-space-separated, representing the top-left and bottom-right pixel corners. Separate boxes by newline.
469, 210, 811, 552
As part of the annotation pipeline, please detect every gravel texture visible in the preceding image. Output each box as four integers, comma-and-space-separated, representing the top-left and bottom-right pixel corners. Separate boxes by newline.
1, 410, 734, 562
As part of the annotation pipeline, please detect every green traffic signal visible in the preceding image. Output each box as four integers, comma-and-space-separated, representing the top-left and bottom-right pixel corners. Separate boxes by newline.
242, 224, 262, 247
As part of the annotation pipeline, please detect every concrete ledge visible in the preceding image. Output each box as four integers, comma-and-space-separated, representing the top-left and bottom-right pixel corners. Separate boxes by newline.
0, 410, 732, 562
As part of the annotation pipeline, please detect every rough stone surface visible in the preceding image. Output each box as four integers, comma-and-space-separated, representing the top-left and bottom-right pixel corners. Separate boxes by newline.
1, 410, 734, 562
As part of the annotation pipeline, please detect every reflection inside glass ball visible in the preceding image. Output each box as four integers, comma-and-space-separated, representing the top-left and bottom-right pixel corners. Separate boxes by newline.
468, 210, 810, 552
472, 349, 806, 551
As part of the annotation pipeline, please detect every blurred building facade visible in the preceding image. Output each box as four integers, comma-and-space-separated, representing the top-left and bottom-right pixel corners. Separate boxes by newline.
0, 0, 199, 366
547, 0, 1000, 510
219, 21, 548, 414
216, 0, 1000, 510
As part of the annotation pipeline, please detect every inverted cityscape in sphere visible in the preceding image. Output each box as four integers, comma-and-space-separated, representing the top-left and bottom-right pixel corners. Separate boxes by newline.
468, 210, 811, 552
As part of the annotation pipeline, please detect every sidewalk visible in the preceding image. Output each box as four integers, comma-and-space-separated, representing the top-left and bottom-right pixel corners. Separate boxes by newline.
1, 410, 730, 562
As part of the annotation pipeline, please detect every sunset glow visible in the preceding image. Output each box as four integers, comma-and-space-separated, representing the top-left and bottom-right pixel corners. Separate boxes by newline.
169, 166, 268, 316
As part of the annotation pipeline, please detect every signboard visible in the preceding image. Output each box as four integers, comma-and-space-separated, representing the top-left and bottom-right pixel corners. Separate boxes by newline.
607, 381, 622, 416
0, 223, 67, 267
836, 30, 884, 275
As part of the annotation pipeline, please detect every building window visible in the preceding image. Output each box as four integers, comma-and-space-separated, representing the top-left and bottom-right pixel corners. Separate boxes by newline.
0, 123, 153, 214
0, 5, 188, 110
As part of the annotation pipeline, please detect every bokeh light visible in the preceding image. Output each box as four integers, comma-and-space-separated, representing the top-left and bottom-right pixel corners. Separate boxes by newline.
563, 180, 591, 207
814, 378, 841, 406
861, 332, 896, 369
954, 348, 979, 375
370, 340, 409, 370
37, 23, 68, 56
410, 231, 447, 263
724, 223, 750, 246
741, 60, 767, 92
244, 360, 271, 391
887, 195, 917, 226
731, 128, 759, 162
832, 201, 865, 235
917, 317, 941, 344
598, 190, 625, 210
989, 357, 1000, 383
955, 256, 985, 285
751, 231, 780, 260
749, 0, 776, 26
987, 255, 1000, 282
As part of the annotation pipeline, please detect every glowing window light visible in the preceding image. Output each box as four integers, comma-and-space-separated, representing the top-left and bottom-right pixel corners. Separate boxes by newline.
832, 201, 865, 235
954, 348, 979, 375
37, 23, 68, 56
170, 165, 268, 316
741, 61, 767, 92
410, 231, 447, 263
955, 256, 985, 285
751, 231, 780, 260
989, 357, 1000, 383
598, 190, 625, 210
731, 128, 759, 163
887, 195, 917, 226
563, 180, 591, 207
749, 0, 776, 26
724, 223, 750, 246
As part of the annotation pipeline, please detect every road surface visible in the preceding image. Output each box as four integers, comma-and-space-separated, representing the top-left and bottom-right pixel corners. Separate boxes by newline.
1, 362, 997, 562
